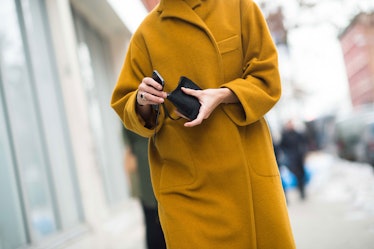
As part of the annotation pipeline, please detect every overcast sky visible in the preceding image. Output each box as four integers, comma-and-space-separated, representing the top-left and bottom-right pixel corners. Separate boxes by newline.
257, 0, 374, 120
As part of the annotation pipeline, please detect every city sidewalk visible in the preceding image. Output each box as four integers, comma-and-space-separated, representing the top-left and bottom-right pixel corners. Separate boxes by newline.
287, 152, 374, 249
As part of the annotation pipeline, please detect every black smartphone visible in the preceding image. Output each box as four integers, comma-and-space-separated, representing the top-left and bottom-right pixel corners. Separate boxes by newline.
152, 70, 165, 89
152, 70, 164, 111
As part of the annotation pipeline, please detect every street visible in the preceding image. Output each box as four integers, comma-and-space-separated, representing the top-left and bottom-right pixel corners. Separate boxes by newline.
288, 152, 374, 249
122, 152, 374, 249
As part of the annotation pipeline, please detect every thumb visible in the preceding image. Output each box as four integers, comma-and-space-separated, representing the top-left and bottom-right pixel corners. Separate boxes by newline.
181, 87, 198, 97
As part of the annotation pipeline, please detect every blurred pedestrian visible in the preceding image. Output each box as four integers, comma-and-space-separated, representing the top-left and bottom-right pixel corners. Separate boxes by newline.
273, 142, 289, 202
122, 128, 166, 249
111, 0, 295, 248
280, 119, 308, 200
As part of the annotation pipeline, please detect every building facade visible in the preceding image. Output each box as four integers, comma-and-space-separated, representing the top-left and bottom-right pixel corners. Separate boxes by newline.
141, 0, 159, 11
339, 12, 374, 108
0, 0, 143, 248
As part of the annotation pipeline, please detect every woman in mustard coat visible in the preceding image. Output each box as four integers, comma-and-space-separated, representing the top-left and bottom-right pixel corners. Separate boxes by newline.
111, 0, 296, 248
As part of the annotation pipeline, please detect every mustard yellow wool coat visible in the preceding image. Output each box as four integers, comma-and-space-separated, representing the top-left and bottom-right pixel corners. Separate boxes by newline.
111, 0, 296, 248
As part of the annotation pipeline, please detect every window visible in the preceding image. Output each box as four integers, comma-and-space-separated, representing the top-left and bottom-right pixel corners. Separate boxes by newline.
72, 8, 129, 205
0, 0, 83, 247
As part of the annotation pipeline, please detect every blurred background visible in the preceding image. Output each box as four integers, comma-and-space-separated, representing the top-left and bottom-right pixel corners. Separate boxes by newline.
0, 0, 373, 249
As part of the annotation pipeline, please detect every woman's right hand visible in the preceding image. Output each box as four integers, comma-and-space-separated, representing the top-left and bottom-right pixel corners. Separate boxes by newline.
136, 77, 167, 106
135, 77, 168, 126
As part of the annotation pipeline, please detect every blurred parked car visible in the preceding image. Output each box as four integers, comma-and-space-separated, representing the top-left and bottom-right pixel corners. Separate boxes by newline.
334, 110, 374, 168
355, 122, 374, 166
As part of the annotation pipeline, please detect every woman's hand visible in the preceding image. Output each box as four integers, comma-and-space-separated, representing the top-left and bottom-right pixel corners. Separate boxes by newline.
137, 77, 167, 106
179, 87, 238, 127
136, 77, 168, 122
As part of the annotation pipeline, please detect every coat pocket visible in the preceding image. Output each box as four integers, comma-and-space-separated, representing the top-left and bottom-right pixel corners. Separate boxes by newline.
217, 35, 242, 80
217, 35, 240, 54
244, 119, 280, 177
155, 123, 197, 191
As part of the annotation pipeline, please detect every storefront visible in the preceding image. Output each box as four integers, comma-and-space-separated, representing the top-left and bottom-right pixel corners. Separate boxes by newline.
0, 0, 138, 248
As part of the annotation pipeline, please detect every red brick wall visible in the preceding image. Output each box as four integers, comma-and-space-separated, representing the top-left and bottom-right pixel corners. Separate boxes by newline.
340, 13, 374, 107
141, 0, 160, 12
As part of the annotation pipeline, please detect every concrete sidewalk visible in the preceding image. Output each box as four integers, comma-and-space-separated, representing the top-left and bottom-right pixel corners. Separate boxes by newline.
287, 152, 374, 249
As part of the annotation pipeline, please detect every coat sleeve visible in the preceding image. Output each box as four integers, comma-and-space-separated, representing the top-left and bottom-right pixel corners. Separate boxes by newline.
221, 0, 281, 126
111, 35, 157, 138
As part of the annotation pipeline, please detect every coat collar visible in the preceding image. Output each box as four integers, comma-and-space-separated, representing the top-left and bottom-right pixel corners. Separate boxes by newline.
157, 0, 206, 20
155, 0, 218, 52
157, 0, 207, 30
158, 0, 203, 11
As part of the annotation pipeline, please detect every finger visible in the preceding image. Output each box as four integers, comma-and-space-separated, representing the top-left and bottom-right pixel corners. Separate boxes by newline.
142, 82, 167, 99
183, 108, 205, 127
181, 87, 199, 97
137, 91, 148, 106
140, 78, 163, 93
140, 92, 146, 101
184, 114, 203, 127
137, 91, 163, 106
144, 77, 164, 91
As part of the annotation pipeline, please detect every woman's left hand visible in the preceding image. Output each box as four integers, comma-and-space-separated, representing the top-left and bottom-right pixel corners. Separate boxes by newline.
179, 87, 238, 127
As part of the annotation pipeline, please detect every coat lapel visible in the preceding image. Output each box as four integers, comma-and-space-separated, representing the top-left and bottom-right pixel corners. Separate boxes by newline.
157, 0, 206, 31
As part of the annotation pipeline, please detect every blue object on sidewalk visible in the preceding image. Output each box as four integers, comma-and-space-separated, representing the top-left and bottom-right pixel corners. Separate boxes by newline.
280, 165, 312, 190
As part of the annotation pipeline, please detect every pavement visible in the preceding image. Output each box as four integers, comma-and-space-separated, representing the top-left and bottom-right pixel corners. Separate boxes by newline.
122, 151, 374, 249
288, 152, 374, 249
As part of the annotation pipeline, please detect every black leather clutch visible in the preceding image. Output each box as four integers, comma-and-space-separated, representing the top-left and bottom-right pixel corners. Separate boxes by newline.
167, 76, 201, 120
